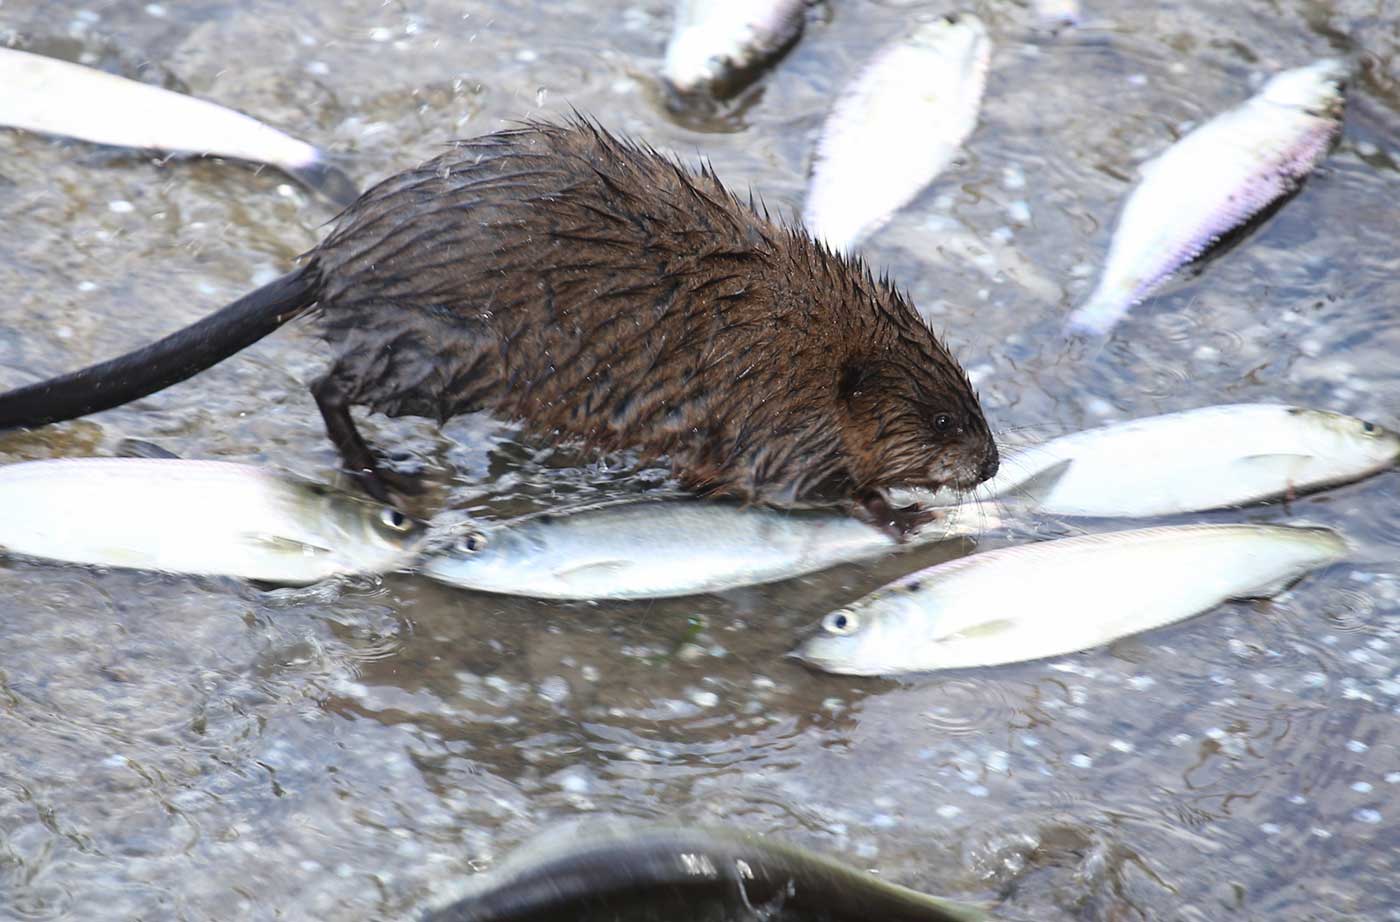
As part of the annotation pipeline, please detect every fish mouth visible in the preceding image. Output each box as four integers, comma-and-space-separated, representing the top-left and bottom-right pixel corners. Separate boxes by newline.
787, 647, 880, 677
785, 642, 835, 671
787, 636, 877, 676
787, 652, 840, 675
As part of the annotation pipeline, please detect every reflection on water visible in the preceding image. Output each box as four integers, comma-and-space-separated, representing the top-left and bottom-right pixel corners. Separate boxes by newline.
1, 0, 1399, 919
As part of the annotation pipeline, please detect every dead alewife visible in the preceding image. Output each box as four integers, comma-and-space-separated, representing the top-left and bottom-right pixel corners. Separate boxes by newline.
1066, 59, 1347, 336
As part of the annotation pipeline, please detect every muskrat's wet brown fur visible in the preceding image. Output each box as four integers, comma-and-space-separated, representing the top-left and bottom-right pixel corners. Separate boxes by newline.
0, 118, 997, 526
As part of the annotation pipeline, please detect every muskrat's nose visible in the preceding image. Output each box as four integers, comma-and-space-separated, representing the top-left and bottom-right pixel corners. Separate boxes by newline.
977, 449, 1000, 483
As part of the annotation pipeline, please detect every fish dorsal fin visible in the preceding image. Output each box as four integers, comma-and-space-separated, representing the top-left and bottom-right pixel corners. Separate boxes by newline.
1003, 457, 1073, 505
115, 438, 182, 460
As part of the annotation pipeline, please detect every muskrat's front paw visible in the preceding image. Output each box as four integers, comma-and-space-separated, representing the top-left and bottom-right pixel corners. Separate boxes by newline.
349, 464, 423, 503
375, 465, 426, 497
891, 502, 939, 535
856, 492, 936, 542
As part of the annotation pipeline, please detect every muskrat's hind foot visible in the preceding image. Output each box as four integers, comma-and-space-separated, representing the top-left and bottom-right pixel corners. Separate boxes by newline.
856, 491, 939, 542
311, 374, 423, 502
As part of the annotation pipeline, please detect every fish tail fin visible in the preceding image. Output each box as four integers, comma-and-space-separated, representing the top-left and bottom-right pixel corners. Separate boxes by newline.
0, 265, 318, 431
1063, 288, 1125, 338
282, 157, 361, 209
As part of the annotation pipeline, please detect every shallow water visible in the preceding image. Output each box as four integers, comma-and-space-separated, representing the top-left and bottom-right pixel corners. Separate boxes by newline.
1, 0, 1398, 919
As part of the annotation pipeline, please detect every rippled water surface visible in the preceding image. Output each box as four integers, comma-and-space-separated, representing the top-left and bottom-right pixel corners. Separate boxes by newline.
1, 0, 1398, 919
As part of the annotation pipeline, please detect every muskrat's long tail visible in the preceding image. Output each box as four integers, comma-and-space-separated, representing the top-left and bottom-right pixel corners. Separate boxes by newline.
0, 265, 318, 430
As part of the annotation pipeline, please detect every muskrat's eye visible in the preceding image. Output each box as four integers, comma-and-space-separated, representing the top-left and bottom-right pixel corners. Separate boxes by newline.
822, 610, 859, 635
379, 507, 412, 532
457, 532, 488, 554
933, 413, 954, 433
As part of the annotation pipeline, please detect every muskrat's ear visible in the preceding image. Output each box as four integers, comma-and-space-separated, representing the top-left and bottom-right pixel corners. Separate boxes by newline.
837, 358, 877, 403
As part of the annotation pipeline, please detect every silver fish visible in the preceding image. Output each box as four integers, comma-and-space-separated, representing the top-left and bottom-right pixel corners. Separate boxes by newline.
794, 524, 1347, 676
0, 458, 424, 584
662, 0, 807, 99
420, 500, 996, 600
0, 47, 359, 206
804, 14, 991, 254
1067, 59, 1347, 335
424, 819, 989, 922
1032, 0, 1081, 32
893, 404, 1399, 517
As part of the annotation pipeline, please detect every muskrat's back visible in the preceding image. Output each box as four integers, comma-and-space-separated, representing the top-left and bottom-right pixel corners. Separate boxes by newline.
311, 118, 996, 508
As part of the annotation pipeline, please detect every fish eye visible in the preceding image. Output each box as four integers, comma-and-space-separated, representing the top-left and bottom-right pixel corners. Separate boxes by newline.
1361, 420, 1377, 435
379, 507, 412, 532
457, 532, 488, 554
822, 610, 859, 635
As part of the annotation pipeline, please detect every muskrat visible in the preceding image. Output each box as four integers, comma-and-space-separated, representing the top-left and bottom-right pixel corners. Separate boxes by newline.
0, 117, 997, 532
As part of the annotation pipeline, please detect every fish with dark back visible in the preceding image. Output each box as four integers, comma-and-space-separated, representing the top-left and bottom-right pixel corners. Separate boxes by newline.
423, 821, 989, 922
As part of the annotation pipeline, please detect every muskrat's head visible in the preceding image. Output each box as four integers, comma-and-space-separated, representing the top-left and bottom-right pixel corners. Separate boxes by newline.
834, 348, 998, 496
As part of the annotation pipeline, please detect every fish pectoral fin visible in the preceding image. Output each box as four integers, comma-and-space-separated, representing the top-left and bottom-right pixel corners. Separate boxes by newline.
941, 618, 1018, 642
241, 533, 335, 556
1003, 458, 1073, 504
551, 560, 634, 582
1235, 453, 1312, 477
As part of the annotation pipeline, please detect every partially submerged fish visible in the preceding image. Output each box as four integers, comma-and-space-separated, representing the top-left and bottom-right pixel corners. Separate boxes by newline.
0, 47, 359, 206
1032, 0, 1081, 32
662, 0, 807, 100
794, 523, 1347, 676
423, 819, 989, 922
0, 458, 425, 584
1067, 59, 1347, 335
804, 14, 991, 254
420, 500, 996, 600
892, 404, 1399, 517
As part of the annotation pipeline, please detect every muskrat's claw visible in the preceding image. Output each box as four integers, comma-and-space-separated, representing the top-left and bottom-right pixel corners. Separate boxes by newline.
856, 492, 938, 542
